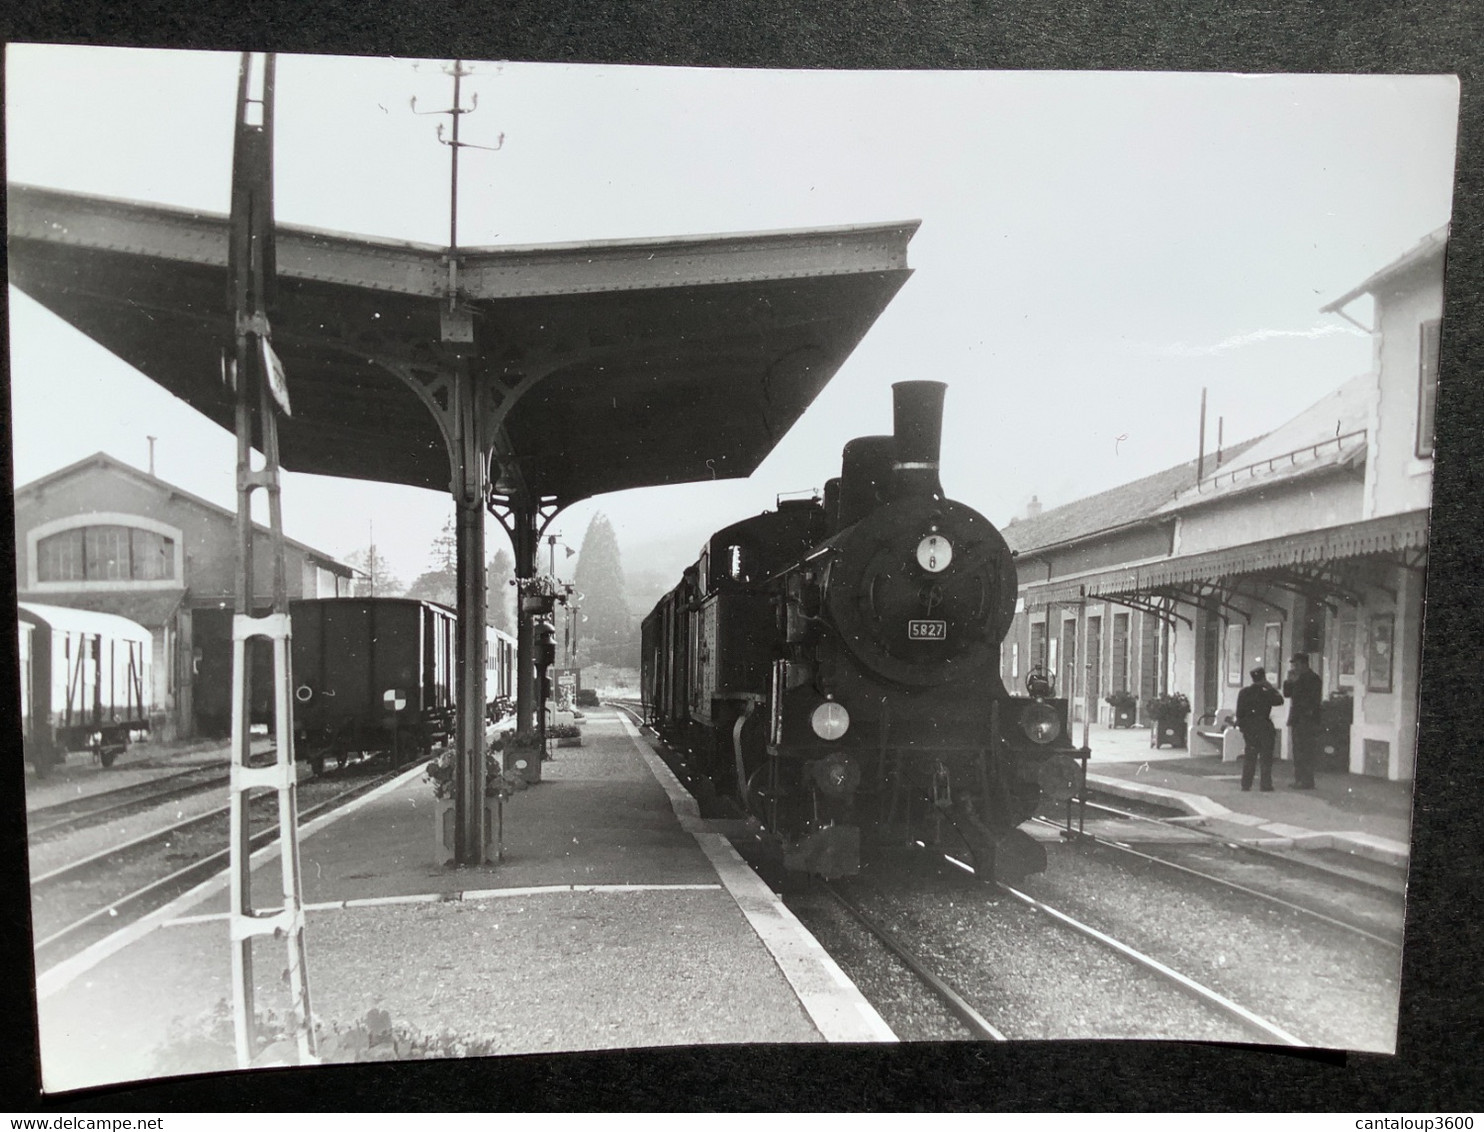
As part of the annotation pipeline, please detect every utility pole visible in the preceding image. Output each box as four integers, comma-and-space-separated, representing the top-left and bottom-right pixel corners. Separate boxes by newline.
1197, 386, 1208, 483
413, 60, 505, 857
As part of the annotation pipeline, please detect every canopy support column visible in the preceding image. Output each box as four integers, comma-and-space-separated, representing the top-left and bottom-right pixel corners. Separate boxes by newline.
451, 362, 489, 865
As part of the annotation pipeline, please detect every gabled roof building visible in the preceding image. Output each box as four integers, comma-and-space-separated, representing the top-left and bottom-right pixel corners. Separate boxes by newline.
1001, 228, 1444, 781
13, 452, 354, 740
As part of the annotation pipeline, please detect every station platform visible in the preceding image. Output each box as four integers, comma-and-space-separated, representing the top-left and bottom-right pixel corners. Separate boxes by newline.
30, 707, 893, 1095
1075, 722, 1414, 868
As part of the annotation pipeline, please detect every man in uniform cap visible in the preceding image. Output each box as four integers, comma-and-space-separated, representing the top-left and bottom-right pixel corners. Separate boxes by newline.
1236, 666, 1284, 792
1283, 653, 1323, 789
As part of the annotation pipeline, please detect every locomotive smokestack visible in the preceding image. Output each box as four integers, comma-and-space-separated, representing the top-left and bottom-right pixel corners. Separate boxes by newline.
892, 380, 946, 497
837, 436, 894, 530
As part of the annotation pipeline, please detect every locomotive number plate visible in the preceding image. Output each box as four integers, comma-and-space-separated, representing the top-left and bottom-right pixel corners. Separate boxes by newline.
908, 619, 947, 640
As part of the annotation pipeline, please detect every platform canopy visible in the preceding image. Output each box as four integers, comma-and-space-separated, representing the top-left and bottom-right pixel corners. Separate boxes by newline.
8, 183, 917, 507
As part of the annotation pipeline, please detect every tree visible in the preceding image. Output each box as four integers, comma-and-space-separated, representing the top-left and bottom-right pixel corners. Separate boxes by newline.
404, 569, 456, 607
573, 513, 634, 667
345, 545, 405, 598
430, 515, 457, 573
486, 548, 515, 631
403, 516, 458, 607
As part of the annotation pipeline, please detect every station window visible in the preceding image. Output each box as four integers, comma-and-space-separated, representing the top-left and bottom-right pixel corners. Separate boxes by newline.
1263, 623, 1283, 677
1336, 606, 1358, 684
38, 524, 176, 582
1417, 319, 1440, 459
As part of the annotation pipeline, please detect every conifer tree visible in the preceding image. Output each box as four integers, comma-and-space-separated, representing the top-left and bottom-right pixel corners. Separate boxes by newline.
573, 514, 633, 667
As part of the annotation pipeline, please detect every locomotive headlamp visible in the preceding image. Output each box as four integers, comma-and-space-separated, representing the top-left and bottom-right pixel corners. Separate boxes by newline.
1019, 701, 1062, 744
810, 700, 851, 741
916, 534, 953, 574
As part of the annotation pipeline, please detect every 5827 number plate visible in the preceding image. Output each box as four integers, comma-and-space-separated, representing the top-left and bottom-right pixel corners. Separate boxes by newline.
908, 619, 947, 640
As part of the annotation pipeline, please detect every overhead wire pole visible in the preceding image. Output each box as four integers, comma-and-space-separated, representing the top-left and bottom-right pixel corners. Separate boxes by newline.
416, 59, 502, 861
225, 50, 317, 1067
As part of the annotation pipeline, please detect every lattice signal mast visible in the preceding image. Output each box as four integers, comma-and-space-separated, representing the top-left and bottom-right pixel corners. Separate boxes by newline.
226, 50, 317, 1069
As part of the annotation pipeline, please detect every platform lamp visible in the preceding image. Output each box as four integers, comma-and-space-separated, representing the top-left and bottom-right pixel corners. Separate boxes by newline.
535, 619, 557, 758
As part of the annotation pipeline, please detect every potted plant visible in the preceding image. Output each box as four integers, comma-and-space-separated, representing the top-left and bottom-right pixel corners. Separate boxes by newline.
1104, 689, 1138, 729
1144, 692, 1190, 749
492, 730, 545, 780
549, 723, 583, 748
425, 745, 526, 866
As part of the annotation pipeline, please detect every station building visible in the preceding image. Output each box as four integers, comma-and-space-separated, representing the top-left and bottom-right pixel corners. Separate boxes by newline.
1000, 227, 1443, 781
13, 452, 354, 740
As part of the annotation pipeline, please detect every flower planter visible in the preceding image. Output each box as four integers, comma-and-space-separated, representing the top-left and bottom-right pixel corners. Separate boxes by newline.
557, 736, 583, 748
1151, 717, 1188, 749
433, 798, 498, 866
1112, 705, 1136, 729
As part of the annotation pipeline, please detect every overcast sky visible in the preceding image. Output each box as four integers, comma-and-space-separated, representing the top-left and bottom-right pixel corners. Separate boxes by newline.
5, 46, 1460, 590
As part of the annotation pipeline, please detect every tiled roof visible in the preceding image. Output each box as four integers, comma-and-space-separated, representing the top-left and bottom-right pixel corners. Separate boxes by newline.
1158, 371, 1372, 513
1003, 437, 1261, 556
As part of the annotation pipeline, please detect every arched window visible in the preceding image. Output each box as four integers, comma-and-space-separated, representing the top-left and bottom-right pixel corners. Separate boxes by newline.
37, 524, 176, 582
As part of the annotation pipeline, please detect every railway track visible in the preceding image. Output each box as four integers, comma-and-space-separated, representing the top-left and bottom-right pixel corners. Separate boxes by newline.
1031, 813, 1401, 948
26, 764, 232, 839
1073, 792, 1406, 890
30, 766, 402, 973
816, 858, 1305, 1045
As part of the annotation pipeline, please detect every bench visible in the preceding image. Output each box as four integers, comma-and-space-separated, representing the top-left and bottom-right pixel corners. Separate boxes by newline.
1193, 713, 1245, 762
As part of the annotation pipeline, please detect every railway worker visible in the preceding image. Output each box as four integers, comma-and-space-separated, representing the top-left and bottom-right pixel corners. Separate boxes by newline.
1282, 653, 1323, 790
1236, 666, 1284, 792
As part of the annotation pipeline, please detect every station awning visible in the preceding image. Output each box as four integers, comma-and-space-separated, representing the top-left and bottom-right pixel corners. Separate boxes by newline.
7, 184, 917, 505
1025, 510, 1430, 609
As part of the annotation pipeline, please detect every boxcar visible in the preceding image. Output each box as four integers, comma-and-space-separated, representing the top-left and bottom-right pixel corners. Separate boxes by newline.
18, 601, 152, 775
292, 598, 456, 772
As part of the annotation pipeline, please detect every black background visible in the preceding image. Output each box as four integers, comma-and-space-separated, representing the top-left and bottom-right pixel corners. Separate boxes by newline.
1, 0, 1480, 1113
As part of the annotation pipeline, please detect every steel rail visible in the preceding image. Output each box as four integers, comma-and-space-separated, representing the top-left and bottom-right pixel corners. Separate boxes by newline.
31, 800, 235, 888
996, 880, 1307, 1047
1067, 792, 1406, 895
27, 768, 232, 839
821, 881, 1007, 1042
1031, 814, 1400, 948
32, 770, 400, 968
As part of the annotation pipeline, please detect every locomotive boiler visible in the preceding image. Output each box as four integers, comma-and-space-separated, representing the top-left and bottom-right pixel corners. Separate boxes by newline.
642, 381, 1086, 881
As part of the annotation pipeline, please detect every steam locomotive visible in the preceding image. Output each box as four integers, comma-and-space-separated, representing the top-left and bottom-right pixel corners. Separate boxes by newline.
641, 381, 1086, 881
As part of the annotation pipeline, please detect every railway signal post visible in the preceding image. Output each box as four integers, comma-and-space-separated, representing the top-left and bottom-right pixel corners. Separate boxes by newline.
224, 51, 317, 1067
